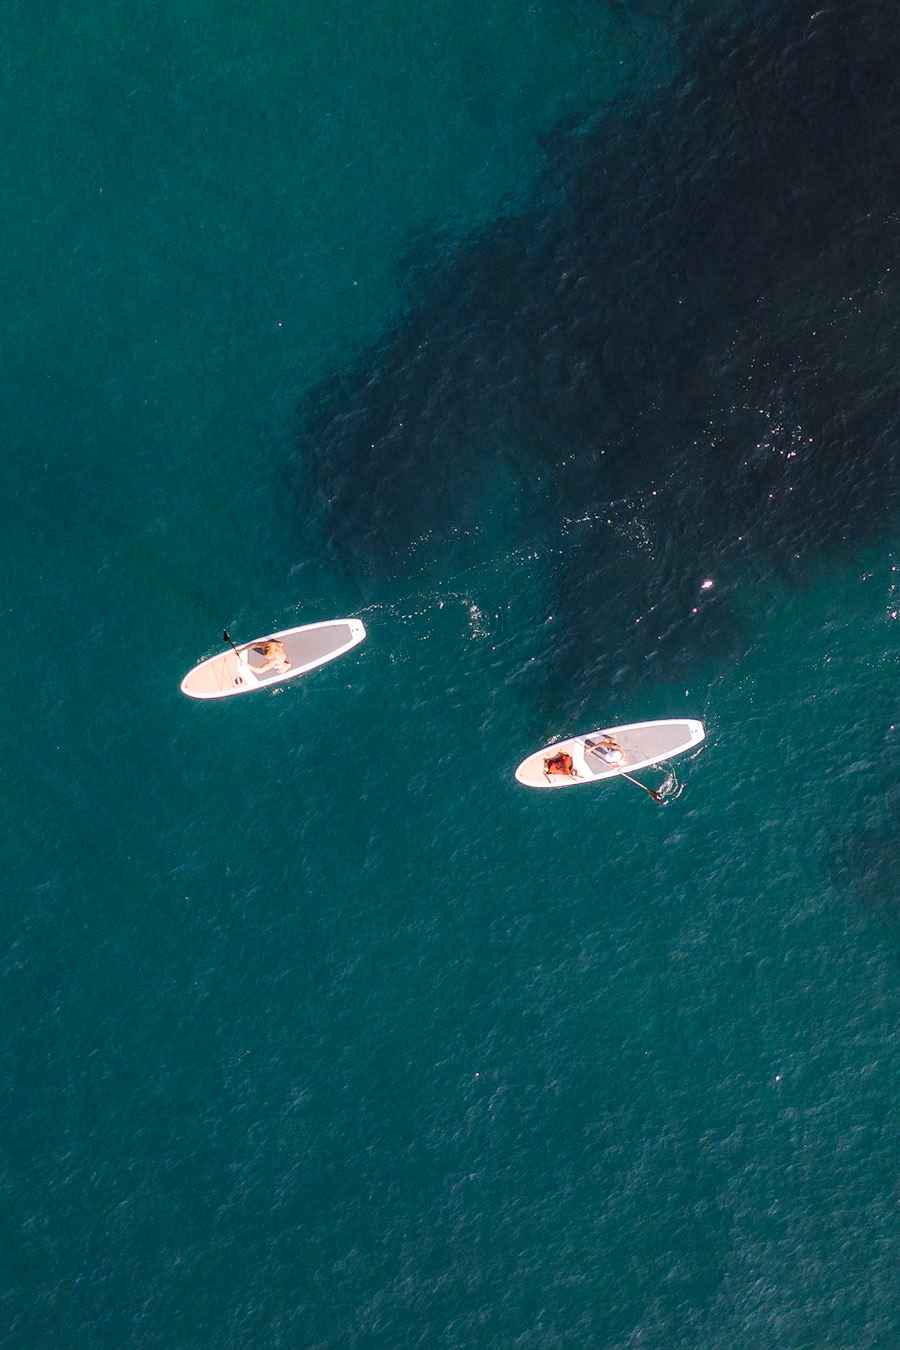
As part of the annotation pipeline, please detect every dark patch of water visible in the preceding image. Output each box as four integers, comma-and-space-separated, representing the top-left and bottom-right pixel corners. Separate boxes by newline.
296, 0, 900, 702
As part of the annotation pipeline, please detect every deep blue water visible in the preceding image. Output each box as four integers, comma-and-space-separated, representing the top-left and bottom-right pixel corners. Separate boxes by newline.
4, 1, 900, 1346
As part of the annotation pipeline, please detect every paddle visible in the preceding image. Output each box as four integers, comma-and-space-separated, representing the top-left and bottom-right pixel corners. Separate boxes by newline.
223, 629, 253, 673
618, 770, 664, 804
585, 740, 664, 804
224, 629, 260, 666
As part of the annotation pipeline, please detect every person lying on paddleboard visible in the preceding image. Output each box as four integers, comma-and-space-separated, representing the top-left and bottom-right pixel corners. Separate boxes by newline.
240, 639, 291, 676
587, 735, 624, 765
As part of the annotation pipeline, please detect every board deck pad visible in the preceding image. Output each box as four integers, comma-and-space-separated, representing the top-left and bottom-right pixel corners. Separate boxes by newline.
515, 719, 705, 788
181, 619, 366, 699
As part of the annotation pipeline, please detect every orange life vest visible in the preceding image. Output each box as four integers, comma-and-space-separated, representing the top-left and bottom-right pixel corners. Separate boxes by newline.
544, 752, 574, 776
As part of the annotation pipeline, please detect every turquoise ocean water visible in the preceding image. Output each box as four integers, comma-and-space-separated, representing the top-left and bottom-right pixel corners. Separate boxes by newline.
5, 1, 900, 1345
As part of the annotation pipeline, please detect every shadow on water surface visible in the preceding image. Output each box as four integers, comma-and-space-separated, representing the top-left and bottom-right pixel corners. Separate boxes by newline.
295, 0, 900, 706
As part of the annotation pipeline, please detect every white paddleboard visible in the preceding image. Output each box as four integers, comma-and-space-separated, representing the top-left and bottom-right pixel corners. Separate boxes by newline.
180, 619, 366, 699
515, 718, 705, 788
